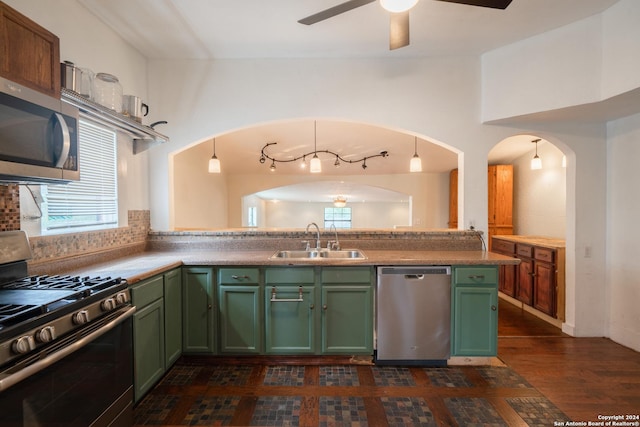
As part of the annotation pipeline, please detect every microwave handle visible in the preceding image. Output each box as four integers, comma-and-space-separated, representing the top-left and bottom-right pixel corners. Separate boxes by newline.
53, 113, 71, 168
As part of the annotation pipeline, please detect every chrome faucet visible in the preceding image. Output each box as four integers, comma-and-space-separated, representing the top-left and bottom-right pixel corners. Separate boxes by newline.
305, 222, 321, 250
328, 223, 341, 250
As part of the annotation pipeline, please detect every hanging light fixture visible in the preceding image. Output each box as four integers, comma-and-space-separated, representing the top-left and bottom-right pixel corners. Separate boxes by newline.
380, 0, 419, 13
208, 138, 221, 173
310, 121, 322, 173
409, 136, 422, 173
530, 139, 542, 170
333, 196, 347, 208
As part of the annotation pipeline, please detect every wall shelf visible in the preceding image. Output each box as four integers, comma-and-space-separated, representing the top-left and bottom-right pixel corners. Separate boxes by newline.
61, 88, 169, 154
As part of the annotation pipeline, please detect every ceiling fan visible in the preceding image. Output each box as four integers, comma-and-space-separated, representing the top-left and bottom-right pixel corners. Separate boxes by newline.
298, 0, 513, 50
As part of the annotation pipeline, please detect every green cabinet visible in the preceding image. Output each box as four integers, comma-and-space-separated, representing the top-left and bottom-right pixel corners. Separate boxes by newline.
182, 267, 216, 353
321, 267, 373, 354
451, 266, 498, 357
218, 268, 262, 354
163, 268, 182, 368
131, 275, 165, 403
265, 267, 317, 354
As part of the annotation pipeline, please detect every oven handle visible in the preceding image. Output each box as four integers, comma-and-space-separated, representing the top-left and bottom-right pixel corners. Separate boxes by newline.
0, 306, 136, 392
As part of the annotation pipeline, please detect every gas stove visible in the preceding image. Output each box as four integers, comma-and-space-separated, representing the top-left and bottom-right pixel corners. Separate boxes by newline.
0, 231, 130, 371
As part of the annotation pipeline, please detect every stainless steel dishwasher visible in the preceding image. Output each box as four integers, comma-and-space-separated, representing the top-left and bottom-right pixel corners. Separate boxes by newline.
375, 266, 451, 365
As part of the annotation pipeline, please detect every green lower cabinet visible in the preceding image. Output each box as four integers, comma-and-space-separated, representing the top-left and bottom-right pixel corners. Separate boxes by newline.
265, 285, 317, 354
164, 268, 182, 369
321, 285, 372, 354
182, 267, 216, 353
133, 297, 165, 403
451, 266, 499, 357
219, 285, 262, 353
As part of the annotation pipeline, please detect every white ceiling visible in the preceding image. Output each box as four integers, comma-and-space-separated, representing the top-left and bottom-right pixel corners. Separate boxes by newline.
78, 0, 618, 202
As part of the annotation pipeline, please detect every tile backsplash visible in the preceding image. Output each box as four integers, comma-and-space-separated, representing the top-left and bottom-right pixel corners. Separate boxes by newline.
0, 184, 21, 231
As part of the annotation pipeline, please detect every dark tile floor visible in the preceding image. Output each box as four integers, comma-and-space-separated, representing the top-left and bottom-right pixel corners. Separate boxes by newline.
133, 362, 566, 426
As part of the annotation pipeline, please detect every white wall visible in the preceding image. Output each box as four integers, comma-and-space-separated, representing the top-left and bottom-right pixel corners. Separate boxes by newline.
262, 200, 409, 229
606, 112, 640, 351
511, 142, 566, 237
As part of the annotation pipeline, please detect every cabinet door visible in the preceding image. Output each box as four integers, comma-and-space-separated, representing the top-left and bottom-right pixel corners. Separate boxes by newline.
265, 285, 317, 354
164, 268, 182, 369
0, 2, 60, 97
498, 264, 517, 297
321, 285, 372, 354
219, 285, 262, 353
182, 267, 215, 353
133, 298, 164, 403
533, 261, 556, 316
448, 168, 458, 228
451, 285, 498, 356
516, 258, 534, 305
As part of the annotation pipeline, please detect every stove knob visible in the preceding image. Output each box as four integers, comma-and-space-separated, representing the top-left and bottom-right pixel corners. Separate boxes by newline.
115, 292, 129, 305
35, 326, 57, 343
72, 310, 90, 325
12, 336, 36, 354
101, 298, 116, 311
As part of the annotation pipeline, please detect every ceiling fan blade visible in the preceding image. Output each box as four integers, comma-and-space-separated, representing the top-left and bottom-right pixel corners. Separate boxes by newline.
389, 12, 410, 50
298, 0, 377, 25
435, 0, 512, 9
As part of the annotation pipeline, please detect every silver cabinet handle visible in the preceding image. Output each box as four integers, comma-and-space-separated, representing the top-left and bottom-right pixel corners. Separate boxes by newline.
231, 275, 251, 280
491, 305, 497, 311
468, 275, 485, 280
270, 286, 304, 302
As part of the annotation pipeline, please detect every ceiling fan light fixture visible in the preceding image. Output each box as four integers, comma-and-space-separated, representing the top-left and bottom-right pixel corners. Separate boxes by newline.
380, 0, 418, 13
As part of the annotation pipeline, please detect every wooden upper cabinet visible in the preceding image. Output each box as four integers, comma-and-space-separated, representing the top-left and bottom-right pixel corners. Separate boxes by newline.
448, 168, 458, 229
449, 165, 513, 248
0, 1, 61, 97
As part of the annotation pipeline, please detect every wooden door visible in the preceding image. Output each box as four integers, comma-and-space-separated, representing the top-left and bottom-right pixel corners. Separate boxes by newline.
533, 261, 556, 316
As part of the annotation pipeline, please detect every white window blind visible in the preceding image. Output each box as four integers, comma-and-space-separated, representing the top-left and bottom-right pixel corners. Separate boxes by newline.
43, 120, 118, 232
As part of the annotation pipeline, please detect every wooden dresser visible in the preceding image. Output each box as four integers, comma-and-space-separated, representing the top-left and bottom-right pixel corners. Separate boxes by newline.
491, 235, 566, 323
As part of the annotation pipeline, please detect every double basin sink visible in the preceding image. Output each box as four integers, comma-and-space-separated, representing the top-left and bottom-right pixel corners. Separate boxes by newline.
271, 249, 366, 260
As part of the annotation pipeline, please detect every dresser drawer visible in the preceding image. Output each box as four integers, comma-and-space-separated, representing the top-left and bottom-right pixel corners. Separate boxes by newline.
534, 247, 555, 263
454, 267, 498, 285
516, 244, 533, 258
492, 238, 515, 255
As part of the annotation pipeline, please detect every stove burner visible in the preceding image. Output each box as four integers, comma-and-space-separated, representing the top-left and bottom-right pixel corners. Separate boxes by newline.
3, 275, 121, 294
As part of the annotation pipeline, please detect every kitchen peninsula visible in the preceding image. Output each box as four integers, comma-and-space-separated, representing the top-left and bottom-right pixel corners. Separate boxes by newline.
27, 229, 518, 402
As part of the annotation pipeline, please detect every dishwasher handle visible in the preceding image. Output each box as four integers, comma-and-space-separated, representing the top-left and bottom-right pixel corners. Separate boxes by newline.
404, 274, 425, 280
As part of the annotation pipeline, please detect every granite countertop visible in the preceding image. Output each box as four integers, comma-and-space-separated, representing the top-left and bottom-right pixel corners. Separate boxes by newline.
492, 235, 566, 249
71, 249, 519, 285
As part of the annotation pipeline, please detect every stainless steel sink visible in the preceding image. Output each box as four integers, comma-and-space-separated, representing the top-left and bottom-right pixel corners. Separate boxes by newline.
270, 249, 366, 260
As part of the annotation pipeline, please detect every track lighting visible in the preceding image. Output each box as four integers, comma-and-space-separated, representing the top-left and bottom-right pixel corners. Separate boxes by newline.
208, 138, 221, 173
409, 137, 422, 172
531, 139, 542, 170
259, 122, 389, 173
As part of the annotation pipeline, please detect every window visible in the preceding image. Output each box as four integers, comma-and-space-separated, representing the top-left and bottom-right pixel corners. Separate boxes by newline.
248, 206, 257, 227
42, 120, 118, 233
324, 207, 352, 229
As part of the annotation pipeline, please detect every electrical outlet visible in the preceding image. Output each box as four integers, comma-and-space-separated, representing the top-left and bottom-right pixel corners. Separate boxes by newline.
584, 246, 592, 258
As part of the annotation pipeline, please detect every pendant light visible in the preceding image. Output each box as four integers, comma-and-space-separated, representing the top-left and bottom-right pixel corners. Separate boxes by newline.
380, 0, 419, 13
409, 137, 422, 173
333, 196, 347, 208
530, 139, 542, 170
310, 121, 322, 173
208, 138, 221, 173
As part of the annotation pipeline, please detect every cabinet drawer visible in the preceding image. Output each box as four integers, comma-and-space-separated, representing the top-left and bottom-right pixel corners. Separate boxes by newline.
491, 238, 515, 255
534, 247, 555, 263
516, 244, 533, 258
131, 275, 164, 307
454, 267, 498, 285
265, 267, 315, 284
219, 268, 260, 285
321, 267, 371, 284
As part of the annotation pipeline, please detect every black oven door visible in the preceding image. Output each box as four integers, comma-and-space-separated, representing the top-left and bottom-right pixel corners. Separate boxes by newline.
0, 307, 134, 427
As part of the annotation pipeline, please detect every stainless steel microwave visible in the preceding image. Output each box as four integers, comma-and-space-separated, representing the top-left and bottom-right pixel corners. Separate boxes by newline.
0, 76, 79, 184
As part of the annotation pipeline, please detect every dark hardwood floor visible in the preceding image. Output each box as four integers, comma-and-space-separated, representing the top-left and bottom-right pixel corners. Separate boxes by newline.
134, 298, 640, 426
497, 299, 640, 423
